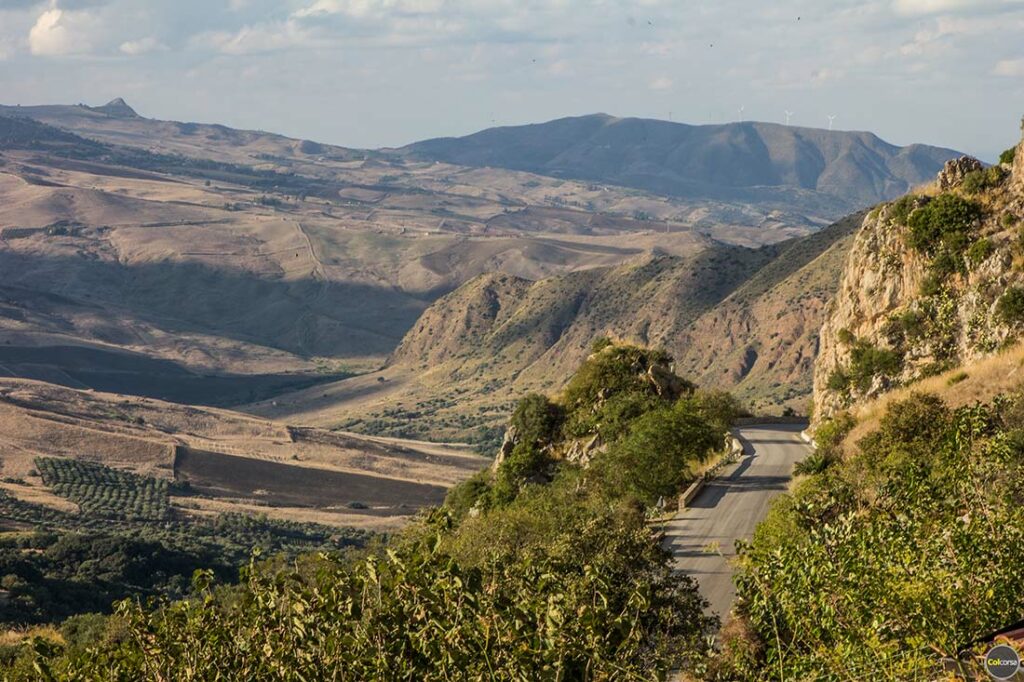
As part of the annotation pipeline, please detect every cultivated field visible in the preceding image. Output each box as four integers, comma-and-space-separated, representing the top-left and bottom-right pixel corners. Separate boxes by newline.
0, 379, 485, 529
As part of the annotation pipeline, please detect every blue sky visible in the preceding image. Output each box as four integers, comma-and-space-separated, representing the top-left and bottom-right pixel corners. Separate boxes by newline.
1, 0, 1022, 159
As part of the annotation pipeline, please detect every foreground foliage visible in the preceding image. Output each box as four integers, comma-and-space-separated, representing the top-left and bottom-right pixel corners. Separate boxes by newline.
3, 343, 725, 680
722, 392, 1024, 680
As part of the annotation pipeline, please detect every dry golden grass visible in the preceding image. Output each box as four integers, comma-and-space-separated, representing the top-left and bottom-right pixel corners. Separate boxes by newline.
0, 625, 63, 647
844, 341, 1024, 449
0, 481, 79, 514
177, 496, 411, 532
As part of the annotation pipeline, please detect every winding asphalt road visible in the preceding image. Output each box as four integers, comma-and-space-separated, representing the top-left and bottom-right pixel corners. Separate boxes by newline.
663, 423, 810, 622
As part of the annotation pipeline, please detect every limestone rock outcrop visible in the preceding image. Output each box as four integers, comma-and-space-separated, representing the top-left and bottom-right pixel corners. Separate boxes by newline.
813, 125, 1024, 422
938, 156, 983, 191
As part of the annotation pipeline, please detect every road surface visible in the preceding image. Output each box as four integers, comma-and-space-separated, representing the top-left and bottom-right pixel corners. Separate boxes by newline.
663, 423, 810, 622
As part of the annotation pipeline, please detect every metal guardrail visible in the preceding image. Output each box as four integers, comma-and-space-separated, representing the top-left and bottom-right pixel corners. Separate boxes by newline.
678, 435, 744, 510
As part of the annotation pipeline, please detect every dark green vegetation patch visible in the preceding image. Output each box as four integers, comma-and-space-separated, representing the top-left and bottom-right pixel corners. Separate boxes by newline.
718, 393, 1024, 679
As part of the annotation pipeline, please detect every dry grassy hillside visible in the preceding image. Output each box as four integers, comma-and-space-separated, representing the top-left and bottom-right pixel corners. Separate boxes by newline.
0, 112, 751, 409
673, 212, 863, 410
0, 379, 483, 530
249, 220, 858, 443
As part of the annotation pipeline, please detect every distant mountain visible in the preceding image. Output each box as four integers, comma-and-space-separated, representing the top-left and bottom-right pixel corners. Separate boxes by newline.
402, 114, 962, 219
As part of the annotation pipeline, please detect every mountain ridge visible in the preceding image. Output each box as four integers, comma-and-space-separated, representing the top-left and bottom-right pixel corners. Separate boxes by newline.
402, 113, 961, 219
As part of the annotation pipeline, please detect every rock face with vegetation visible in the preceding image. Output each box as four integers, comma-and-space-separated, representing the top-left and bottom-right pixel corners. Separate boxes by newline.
813, 129, 1024, 421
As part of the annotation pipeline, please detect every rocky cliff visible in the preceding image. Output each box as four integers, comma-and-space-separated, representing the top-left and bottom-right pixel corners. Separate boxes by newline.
813, 123, 1024, 421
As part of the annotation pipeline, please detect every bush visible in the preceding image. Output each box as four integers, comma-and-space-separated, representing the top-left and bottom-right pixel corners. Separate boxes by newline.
847, 341, 902, 392
960, 166, 1007, 194
946, 371, 969, 386
33, 525, 715, 681
814, 412, 856, 453
737, 393, 1024, 677
442, 470, 492, 519
508, 393, 562, 446
561, 345, 691, 437
1000, 146, 1017, 165
883, 309, 926, 348
826, 369, 850, 392
888, 194, 918, 225
836, 328, 856, 345
793, 450, 833, 476
966, 237, 994, 267
996, 286, 1024, 324
906, 193, 982, 256
596, 402, 720, 504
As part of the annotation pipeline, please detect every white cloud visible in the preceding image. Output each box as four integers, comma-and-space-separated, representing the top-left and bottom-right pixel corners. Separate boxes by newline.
894, 0, 1024, 14
29, 8, 73, 55
649, 76, 672, 91
294, 0, 445, 19
119, 36, 165, 55
194, 20, 315, 55
993, 57, 1024, 76
546, 59, 573, 77
27, 6, 107, 56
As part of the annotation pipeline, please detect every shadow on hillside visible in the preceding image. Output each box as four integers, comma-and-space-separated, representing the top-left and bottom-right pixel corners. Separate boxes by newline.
0, 249, 439, 359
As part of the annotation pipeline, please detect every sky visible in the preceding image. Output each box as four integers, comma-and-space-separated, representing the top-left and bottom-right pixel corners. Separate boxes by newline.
0, 0, 1022, 160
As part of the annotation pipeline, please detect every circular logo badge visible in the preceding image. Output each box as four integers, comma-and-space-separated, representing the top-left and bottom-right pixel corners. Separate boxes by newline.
985, 644, 1021, 680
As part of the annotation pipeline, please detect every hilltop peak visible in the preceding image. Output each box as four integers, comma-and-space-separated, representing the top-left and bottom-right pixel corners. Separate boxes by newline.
93, 97, 140, 118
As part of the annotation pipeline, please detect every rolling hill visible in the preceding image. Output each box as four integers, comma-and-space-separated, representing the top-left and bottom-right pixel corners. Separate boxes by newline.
248, 212, 863, 443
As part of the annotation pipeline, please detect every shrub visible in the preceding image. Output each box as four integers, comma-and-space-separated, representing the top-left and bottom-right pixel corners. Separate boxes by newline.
836, 328, 856, 345
906, 193, 982, 256
596, 402, 720, 504
996, 286, 1024, 324
1003, 212, 1019, 229
442, 470, 491, 519
1000, 146, 1017, 165
814, 412, 856, 453
883, 309, 926, 348
960, 166, 1007, 194
966, 237, 994, 267
793, 450, 833, 476
508, 393, 562, 446
919, 272, 944, 297
561, 345, 690, 437
847, 341, 902, 392
686, 388, 747, 433
888, 194, 918, 225
826, 369, 850, 392
737, 394, 1024, 677
928, 247, 963, 279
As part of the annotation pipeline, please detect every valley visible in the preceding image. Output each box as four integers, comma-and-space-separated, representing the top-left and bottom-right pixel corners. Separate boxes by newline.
0, 99, 973, 535
3, 97, 1019, 679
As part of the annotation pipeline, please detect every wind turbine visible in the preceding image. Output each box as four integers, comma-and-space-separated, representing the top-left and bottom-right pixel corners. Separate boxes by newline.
738, 105, 745, 122
827, 114, 836, 131
785, 110, 793, 126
